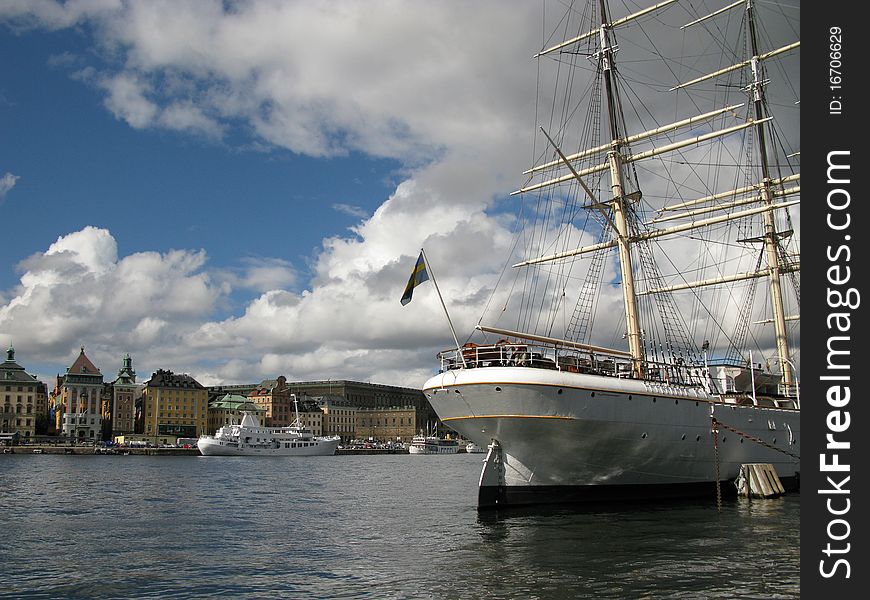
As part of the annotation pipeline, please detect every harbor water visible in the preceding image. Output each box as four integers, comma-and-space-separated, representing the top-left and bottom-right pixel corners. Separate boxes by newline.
1, 453, 799, 598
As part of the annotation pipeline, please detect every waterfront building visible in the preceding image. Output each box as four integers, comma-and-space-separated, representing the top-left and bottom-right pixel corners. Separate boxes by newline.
209, 379, 435, 431
207, 382, 258, 401
292, 397, 324, 436
110, 354, 138, 435
313, 395, 356, 442
206, 378, 443, 440
1, 345, 42, 439
57, 347, 104, 441
247, 375, 296, 427
142, 369, 208, 445
50, 376, 63, 434
34, 381, 48, 434
208, 393, 265, 434
284, 380, 435, 432
355, 406, 417, 443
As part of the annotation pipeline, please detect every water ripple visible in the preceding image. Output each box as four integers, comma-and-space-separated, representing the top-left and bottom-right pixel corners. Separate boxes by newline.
1, 454, 798, 598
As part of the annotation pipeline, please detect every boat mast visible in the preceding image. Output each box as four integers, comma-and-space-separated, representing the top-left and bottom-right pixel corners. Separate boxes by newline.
292, 393, 301, 427
598, 0, 644, 378
746, 0, 794, 387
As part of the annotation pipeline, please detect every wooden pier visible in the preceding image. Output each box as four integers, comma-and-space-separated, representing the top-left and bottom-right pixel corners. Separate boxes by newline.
737, 463, 785, 498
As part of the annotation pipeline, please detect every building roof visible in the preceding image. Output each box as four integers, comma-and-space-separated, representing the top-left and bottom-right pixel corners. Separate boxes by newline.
145, 369, 205, 389
210, 394, 263, 411
113, 353, 137, 386
1, 345, 39, 384
313, 394, 355, 408
296, 399, 323, 413
68, 346, 101, 376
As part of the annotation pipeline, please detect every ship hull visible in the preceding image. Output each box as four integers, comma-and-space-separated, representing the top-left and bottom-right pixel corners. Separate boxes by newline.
423, 366, 800, 509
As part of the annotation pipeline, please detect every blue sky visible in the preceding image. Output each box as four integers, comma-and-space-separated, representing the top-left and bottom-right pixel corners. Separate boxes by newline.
0, 1, 543, 387
1, 26, 399, 296
0, 0, 799, 389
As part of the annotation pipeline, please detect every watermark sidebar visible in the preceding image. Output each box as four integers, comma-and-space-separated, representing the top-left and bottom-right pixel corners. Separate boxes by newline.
803, 1, 866, 596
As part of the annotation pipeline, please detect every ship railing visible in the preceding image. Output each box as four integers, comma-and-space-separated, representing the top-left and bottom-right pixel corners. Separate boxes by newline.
437, 342, 706, 387
778, 383, 799, 399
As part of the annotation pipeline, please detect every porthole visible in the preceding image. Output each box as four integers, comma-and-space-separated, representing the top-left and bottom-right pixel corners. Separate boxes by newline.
652, 397, 657, 403
773, 438, 777, 444
642, 433, 647, 439
696, 435, 701, 442
675, 399, 679, 405
740, 438, 744, 443
628, 395, 632, 400
557, 389, 563, 395
681, 434, 686, 440
495, 387, 502, 392
591, 392, 595, 398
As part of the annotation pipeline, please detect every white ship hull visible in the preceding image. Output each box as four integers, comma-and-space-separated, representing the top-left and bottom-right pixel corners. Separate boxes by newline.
408, 441, 459, 455
424, 366, 800, 508
198, 410, 341, 457
197, 435, 340, 456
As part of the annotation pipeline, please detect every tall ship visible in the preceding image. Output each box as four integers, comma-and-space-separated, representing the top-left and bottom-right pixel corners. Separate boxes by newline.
422, 0, 799, 508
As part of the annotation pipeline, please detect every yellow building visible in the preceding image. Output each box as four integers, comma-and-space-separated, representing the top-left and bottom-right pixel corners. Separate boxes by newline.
142, 369, 208, 445
356, 406, 416, 443
294, 397, 324, 436
315, 395, 356, 442
247, 375, 295, 427
1, 345, 42, 440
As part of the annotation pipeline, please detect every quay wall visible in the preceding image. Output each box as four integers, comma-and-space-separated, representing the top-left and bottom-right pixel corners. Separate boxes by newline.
3, 445, 434, 456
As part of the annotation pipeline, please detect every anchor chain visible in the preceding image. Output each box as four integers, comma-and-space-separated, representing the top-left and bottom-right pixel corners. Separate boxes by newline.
711, 417, 722, 512
712, 417, 800, 460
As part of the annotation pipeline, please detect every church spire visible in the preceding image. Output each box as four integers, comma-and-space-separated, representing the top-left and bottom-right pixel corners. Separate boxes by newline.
117, 353, 136, 383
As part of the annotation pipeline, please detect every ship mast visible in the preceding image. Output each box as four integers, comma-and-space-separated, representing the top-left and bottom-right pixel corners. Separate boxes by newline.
597, 0, 645, 378
746, 0, 794, 387
507, 0, 798, 388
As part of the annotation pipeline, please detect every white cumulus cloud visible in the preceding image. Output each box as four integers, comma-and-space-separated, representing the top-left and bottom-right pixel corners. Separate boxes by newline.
0, 1, 799, 387
0, 227, 224, 375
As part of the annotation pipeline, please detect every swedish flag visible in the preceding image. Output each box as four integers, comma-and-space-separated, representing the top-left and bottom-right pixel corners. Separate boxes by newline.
400, 251, 429, 305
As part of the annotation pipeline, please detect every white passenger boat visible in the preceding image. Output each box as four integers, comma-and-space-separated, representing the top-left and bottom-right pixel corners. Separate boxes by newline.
465, 442, 485, 454
198, 396, 340, 456
420, 0, 800, 508
408, 432, 459, 455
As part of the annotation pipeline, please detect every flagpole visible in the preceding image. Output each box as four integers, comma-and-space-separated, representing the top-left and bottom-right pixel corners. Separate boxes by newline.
420, 248, 467, 368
